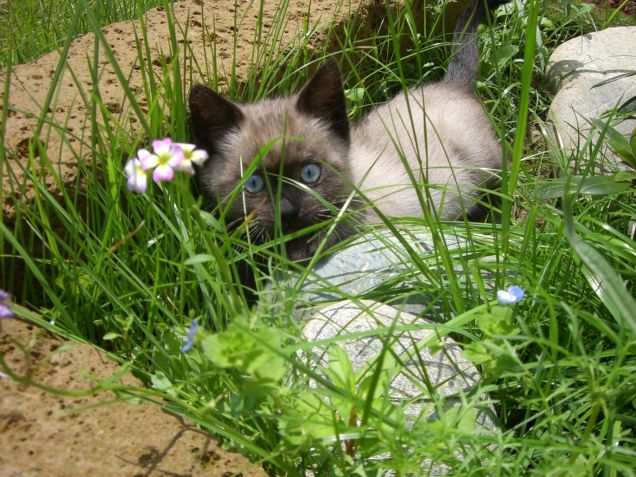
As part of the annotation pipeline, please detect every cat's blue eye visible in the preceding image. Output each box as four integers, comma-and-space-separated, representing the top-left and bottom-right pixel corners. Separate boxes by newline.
244, 173, 264, 193
300, 163, 322, 184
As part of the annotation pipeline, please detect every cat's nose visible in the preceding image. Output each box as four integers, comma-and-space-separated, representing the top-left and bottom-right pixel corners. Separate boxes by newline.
279, 196, 299, 219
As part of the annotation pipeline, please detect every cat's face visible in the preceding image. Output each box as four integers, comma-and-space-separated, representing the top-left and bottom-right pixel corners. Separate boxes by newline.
189, 61, 354, 259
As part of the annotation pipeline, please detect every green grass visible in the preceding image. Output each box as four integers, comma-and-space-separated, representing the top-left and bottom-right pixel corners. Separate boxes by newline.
2, 0, 636, 475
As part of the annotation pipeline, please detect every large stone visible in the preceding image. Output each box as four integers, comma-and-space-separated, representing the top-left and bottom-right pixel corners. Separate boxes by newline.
304, 300, 487, 406
302, 299, 497, 472
546, 26, 636, 167
282, 228, 499, 472
274, 227, 494, 317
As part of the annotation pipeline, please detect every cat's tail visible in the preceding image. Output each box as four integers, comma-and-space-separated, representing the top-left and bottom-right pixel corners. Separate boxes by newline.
444, 0, 505, 89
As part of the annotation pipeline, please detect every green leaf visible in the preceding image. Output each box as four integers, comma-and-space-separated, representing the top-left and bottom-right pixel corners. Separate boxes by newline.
563, 196, 636, 334
279, 391, 338, 446
535, 175, 631, 200
592, 71, 636, 89
476, 307, 519, 336
150, 371, 176, 397
198, 210, 225, 232
201, 320, 287, 382
102, 332, 122, 341
591, 119, 636, 168
325, 345, 356, 394
345, 87, 365, 103
619, 96, 636, 115
494, 45, 519, 69
613, 170, 636, 182
463, 343, 492, 365
184, 254, 215, 265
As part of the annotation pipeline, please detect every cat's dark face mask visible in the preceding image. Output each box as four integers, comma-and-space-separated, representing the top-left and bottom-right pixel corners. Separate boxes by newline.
188, 61, 357, 260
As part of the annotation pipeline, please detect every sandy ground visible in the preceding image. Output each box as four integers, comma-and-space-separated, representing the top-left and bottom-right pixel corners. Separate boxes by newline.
0, 1, 383, 474
0, 317, 267, 476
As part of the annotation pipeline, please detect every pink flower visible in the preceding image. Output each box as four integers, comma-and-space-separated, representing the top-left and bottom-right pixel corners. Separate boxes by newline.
140, 138, 184, 184
0, 288, 13, 319
173, 143, 208, 175
124, 138, 208, 193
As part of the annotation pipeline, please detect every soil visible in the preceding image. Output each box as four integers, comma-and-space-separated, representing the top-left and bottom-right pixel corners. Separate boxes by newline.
0, 317, 266, 476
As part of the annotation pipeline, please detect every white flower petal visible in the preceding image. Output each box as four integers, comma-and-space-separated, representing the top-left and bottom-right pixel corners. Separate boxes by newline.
137, 148, 153, 161
175, 143, 195, 154
166, 148, 184, 168
153, 164, 175, 183
124, 158, 142, 176
140, 153, 159, 170
190, 149, 208, 165
127, 173, 148, 193
174, 160, 195, 175
152, 138, 173, 156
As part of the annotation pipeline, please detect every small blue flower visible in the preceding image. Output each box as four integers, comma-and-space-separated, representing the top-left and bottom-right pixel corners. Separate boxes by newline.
0, 288, 13, 319
180, 319, 198, 352
0, 289, 10, 302
496, 285, 525, 305
0, 304, 12, 319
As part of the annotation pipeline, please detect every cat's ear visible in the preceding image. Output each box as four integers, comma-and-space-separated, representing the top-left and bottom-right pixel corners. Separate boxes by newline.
189, 85, 244, 152
296, 60, 350, 143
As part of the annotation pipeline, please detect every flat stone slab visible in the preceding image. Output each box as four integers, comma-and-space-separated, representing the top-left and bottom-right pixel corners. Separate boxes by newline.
285, 228, 499, 471
546, 26, 636, 166
304, 300, 483, 402
273, 227, 494, 317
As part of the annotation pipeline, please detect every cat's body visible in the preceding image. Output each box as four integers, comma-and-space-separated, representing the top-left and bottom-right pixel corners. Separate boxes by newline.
349, 81, 500, 221
189, 1, 502, 261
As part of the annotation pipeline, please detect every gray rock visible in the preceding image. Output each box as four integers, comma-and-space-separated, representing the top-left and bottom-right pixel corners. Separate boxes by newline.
304, 300, 483, 402
271, 227, 491, 317
546, 27, 636, 169
301, 299, 497, 473
267, 228, 500, 472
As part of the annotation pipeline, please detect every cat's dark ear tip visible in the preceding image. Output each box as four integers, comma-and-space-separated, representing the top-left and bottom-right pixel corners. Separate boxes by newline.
189, 84, 214, 103
322, 58, 340, 71
317, 59, 342, 78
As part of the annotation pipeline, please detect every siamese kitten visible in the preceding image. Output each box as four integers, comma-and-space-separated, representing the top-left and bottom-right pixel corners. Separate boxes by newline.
189, 1, 502, 261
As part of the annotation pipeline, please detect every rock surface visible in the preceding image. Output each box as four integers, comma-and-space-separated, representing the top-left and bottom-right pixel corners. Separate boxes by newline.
302, 299, 496, 470
546, 26, 636, 166
0, 317, 266, 477
288, 228, 498, 471
280, 227, 491, 317
304, 299, 488, 408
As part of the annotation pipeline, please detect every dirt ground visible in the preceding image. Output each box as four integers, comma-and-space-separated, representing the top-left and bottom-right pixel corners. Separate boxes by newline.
2, 0, 634, 474
0, 317, 267, 476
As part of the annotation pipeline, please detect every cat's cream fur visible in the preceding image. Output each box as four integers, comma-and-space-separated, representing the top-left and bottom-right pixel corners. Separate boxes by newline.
350, 82, 500, 221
